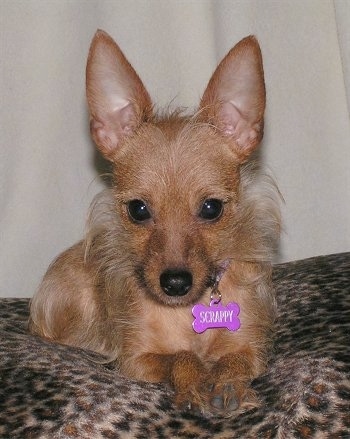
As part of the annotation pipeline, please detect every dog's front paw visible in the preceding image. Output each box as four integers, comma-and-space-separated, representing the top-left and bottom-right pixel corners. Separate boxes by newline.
208, 382, 239, 413
206, 380, 260, 417
174, 386, 207, 415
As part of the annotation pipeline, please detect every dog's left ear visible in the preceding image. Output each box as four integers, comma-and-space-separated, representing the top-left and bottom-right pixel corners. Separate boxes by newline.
200, 36, 265, 162
86, 30, 153, 160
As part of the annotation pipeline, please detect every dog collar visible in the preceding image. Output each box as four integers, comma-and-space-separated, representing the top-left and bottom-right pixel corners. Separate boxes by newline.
192, 261, 241, 333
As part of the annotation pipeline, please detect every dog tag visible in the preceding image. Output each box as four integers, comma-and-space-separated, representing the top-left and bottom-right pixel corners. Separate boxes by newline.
192, 300, 240, 334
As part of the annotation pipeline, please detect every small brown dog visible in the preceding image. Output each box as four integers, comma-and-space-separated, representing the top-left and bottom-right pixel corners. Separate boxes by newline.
29, 30, 281, 416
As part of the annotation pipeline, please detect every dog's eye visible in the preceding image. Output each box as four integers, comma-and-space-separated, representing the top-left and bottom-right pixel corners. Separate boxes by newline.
198, 199, 223, 221
127, 199, 152, 223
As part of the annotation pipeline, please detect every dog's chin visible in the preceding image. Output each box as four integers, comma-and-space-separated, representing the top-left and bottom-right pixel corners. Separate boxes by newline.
145, 287, 209, 308
155, 289, 205, 307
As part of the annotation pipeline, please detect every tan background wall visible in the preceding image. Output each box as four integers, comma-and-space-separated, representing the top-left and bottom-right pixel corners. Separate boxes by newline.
1, 0, 349, 297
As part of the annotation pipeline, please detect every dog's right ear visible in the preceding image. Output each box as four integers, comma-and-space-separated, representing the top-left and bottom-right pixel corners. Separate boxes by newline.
199, 36, 266, 163
86, 30, 152, 159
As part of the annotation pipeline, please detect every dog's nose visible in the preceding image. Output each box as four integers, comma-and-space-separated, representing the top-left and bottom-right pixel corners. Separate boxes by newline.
160, 269, 193, 296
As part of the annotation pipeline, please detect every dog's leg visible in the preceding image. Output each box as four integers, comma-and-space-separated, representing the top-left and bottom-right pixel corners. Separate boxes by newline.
135, 351, 208, 411
29, 242, 109, 355
137, 350, 259, 415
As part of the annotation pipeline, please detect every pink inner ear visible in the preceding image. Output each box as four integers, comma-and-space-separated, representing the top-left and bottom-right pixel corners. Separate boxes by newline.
90, 102, 137, 157
218, 101, 261, 152
118, 102, 137, 135
90, 119, 119, 156
219, 102, 242, 135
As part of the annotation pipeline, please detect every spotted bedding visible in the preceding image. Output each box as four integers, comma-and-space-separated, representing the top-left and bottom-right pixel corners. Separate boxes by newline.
0, 253, 349, 438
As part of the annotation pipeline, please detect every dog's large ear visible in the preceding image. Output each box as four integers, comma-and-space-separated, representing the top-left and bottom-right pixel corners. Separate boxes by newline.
200, 36, 265, 162
86, 30, 152, 159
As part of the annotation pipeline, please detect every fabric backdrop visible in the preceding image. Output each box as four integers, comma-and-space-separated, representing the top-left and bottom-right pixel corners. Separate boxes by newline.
1, 0, 349, 298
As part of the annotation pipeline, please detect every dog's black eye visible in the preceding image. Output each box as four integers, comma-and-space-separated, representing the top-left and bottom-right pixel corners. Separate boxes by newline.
127, 199, 151, 223
198, 199, 223, 221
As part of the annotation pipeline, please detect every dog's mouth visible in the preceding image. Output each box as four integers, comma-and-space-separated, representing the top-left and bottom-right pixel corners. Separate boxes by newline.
135, 265, 218, 307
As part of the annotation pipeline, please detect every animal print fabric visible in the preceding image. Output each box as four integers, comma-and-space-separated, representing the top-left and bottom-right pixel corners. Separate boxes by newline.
0, 253, 349, 438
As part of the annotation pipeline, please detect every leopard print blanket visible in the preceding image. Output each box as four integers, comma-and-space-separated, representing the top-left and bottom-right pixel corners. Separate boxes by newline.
1, 253, 349, 438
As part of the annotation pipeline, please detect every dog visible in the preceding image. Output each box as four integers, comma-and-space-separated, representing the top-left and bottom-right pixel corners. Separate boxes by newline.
29, 30, 281, 417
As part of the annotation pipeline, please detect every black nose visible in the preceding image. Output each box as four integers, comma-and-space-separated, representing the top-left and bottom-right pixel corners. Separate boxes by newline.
160, 269, 193, 296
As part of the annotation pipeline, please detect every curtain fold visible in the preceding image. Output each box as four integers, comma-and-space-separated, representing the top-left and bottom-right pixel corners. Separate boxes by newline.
334, 0, 350, 111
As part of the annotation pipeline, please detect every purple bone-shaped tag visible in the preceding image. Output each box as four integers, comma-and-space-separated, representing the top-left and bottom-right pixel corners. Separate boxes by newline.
192, 300, 241, 334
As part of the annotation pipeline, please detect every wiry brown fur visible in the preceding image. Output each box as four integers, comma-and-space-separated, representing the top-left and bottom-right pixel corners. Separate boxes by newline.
29, 30, 281, 417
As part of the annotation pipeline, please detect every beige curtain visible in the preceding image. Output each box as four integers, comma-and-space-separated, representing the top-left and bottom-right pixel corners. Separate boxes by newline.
1, 0, 349, 297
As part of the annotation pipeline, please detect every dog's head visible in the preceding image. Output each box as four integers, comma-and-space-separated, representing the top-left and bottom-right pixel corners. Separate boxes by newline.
86, 30, 276, 306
